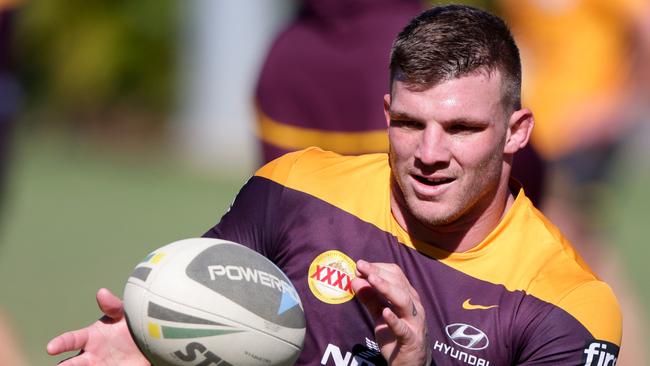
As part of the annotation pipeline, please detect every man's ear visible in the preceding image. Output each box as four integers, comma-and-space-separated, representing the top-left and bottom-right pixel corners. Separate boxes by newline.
383, 94, 391, 127
504, 108, 534, 154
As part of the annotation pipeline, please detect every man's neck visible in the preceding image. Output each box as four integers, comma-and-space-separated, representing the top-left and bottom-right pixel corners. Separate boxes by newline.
390, 180, 515, 253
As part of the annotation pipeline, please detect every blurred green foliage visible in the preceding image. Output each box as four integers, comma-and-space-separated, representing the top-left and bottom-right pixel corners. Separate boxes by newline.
15, 0, 179, 126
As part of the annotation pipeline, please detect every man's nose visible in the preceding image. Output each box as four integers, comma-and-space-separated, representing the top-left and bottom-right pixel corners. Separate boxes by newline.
414, 125, 451, 166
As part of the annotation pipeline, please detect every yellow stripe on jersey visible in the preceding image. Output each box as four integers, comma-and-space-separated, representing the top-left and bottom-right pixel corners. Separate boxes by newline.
256, 147, 393, 240
256, 108, 389, 154
256, 147, 621, 345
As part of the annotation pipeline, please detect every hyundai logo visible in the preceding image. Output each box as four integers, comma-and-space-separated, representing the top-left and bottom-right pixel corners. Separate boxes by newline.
445, 323, 489, 350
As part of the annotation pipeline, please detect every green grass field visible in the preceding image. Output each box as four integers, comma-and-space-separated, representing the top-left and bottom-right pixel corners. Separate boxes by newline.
0, 131, 245, 365
0, 130, 648, 365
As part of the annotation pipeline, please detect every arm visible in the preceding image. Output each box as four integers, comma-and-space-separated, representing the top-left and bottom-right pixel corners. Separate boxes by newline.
46, 288, 149, 366
351, 260, 431, 366
202, 175, 285, 258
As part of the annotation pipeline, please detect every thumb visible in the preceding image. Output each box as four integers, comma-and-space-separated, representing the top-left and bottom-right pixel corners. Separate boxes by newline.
96, 288, 124, 320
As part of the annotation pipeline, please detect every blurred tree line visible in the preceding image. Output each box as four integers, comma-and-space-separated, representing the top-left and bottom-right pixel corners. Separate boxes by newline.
14, 0, 179, 137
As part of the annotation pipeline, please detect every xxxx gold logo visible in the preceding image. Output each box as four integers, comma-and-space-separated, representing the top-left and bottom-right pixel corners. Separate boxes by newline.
462, 298, 498, 310
308, 250, 356, 304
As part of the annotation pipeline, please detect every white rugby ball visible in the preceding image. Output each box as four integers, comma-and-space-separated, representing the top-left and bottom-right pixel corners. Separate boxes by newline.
123, 238, 305, 366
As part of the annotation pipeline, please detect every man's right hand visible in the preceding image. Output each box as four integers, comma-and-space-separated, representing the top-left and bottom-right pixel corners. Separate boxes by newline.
46, 288, 150, 366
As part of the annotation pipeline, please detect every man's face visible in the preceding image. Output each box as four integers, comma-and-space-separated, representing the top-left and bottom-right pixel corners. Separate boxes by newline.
386, 72, 511, 230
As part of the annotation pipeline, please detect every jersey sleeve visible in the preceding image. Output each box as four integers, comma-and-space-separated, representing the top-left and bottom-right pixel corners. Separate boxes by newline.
202, 149, 309, 260
556, 280, 622, 346
515, 281, 621, 365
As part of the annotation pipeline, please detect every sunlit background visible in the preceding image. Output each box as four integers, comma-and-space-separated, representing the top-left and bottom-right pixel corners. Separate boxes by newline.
0, 0, 648, 365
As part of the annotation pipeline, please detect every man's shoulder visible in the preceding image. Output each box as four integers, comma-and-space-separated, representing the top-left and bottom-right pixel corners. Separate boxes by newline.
255, 147, 389, 186
506, 195, 599, 288
507, 196, 622, 345
250, 147, 391, 225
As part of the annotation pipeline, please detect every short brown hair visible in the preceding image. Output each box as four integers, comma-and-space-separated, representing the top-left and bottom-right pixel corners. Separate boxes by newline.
389, 4, 521, 110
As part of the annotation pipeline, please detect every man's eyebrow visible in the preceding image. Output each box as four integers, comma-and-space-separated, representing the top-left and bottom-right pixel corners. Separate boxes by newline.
388, 110, 416, 120
389, 111, 491, 126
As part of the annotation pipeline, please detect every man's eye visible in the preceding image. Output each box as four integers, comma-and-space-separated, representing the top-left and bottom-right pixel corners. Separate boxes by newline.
448, 124, 483, 133
390, 120, 421, 129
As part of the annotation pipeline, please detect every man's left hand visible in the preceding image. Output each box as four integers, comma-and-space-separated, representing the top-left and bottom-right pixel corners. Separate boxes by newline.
351, 260, 431, 366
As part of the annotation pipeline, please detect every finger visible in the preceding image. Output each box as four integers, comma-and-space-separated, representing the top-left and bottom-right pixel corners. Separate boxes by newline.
357, 261, 416, 299
350, 276, 370, 294
359, 261, 422, 301
383, 307, 430, 365
96, 288, 124, 320
366, 272, 416, 319
358, 261, 422, 318
356, 260, 401, 281
351, 277, 388, 319
47, 328, 89, 355
383, 307, 412, 342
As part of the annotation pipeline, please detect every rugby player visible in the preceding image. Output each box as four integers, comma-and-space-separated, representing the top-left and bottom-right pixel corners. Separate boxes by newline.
47, 5, 621, 365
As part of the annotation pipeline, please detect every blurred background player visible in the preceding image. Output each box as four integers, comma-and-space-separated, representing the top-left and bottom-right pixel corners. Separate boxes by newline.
255, 0, 422, 161
496, 0, 650, 363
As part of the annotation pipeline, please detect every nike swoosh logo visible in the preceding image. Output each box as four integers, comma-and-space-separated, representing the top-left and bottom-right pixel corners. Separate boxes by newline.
462, 298, 498, 310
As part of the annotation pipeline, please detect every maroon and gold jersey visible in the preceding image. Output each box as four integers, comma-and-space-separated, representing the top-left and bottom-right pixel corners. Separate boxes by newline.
204, 148, 621, 365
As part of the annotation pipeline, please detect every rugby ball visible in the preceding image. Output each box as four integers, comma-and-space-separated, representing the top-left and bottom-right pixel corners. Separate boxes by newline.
123, 238, 305, 366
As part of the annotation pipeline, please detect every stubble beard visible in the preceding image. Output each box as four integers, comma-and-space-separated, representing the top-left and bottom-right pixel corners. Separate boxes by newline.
391, 149, 504, 231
